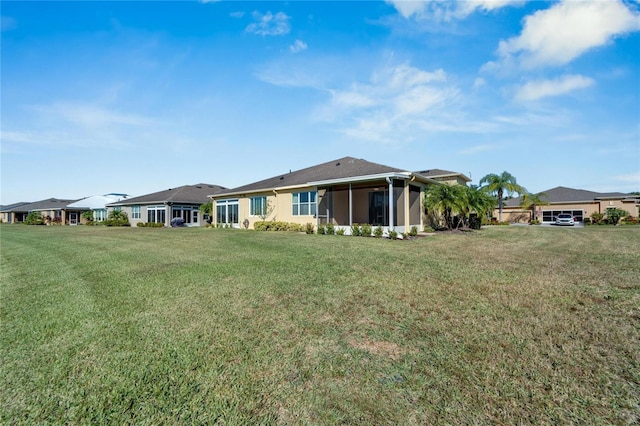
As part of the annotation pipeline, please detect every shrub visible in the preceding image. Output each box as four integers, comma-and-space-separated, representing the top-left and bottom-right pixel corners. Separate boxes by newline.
409, 226, 419, 236
136, 222, 164, 228
326, 222, 335, 235
606, 208, 628, 225
360, 223, 372, 237
317, 224, 326, 235
389, 230, 398, 240
530, 219, 541, 225
81, 211, 94, 223
350, 223, 361, 236
336, 228, 345, 236
24, 211, 45, 225
590, 212, 605, 225
423, 226, 435, 233
621, 216, 639, 225
305, 223, 315, 234
254, 221, 304, 232
50, 216, 63, 225
402, 232, 409, 240
373, 226, 383, 238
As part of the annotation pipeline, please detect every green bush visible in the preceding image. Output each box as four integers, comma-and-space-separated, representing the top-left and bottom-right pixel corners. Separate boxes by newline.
388, 230, 398, 240
590, 212, 605, 225
350, 223, 361, 236
253, 221, 304, 232
326, 222, 335, 235
336, 228, 345, 236
317, 224, 326, 235
136, 222, 164, 228
373, 226, 383, 238
409, 226, 419, 236
24, 211, 45, 225
360, 223, 372, 237
606, 208, 628, 225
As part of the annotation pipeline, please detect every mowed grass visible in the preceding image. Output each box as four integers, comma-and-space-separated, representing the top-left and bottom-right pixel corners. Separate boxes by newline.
1, 225, 638, 424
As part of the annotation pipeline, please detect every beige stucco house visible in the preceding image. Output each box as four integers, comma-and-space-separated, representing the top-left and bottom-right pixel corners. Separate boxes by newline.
499, 186, 639, 224
209, 157, 470, 234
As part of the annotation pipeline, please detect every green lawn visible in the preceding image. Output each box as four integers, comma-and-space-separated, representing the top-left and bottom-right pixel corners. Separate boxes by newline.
1, 225, 639, 424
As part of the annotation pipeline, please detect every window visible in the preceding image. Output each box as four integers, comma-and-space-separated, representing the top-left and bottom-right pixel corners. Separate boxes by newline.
250, 196, 267, 216
131, 206, 141, 219
171, 206, 199, 224
147, 205, 166, 224
94, 209, 107, 222
216, 199, 239, 226
292, 191, 317, 216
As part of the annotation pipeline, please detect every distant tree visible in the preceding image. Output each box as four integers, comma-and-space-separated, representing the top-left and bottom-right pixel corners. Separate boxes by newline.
479, 171, 526, 222
519, 192, 548, 222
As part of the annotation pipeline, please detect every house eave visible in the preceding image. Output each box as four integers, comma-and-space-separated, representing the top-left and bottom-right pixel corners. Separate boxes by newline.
309, 172, 417, 187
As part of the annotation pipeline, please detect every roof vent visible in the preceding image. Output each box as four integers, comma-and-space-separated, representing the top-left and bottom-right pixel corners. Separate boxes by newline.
336, 162, 340, 166
280, 176, 284, 180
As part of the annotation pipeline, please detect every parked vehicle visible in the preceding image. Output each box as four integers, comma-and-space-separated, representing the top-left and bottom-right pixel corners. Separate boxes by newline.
555, 213, 575, 226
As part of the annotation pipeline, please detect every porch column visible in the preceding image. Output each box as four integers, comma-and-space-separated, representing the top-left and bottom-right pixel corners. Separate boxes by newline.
388, 179, 394, 231
404, 180, 410, 230
165, 204, 171, 227
349, 183, 353, 226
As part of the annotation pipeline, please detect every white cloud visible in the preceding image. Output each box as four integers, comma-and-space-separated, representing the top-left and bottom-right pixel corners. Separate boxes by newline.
318, 64, 461, 143
246, 11, 290, 36
495, 0, 640, 69
230, 11, 245, 19
386, 0, 521, 21
515, 74, 595, 101
38, 102, 153, 128
385, 0, 429, 19
614, 172, 640, 185
290, 39, 307, 53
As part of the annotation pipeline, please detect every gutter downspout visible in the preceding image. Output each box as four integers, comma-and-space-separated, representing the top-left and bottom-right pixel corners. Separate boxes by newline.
386, 177, 394, 232
349, 183, 353, 227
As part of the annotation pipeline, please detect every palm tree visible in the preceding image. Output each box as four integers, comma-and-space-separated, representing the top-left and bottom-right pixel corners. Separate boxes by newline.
479, 171, 525, 222
460, 185, 497, 228
519, 191, 548, 222
424, 183, 465, 230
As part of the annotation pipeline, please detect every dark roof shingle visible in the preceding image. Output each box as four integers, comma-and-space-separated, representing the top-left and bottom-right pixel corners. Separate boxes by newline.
110, 184, 226, 206
216, 157, 404, 195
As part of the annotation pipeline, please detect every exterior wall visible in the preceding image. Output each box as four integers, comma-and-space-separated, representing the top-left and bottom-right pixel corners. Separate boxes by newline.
501, 198, 639, 223
213, 179, 433, 232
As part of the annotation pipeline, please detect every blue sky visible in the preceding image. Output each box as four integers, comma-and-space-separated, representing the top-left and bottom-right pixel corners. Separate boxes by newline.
2, 1, 639, 205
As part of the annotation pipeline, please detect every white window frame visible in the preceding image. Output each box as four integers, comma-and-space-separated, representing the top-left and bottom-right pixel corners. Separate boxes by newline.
292, 191, 317, 216
131, 205, 141, 219
250, 196, 267, 217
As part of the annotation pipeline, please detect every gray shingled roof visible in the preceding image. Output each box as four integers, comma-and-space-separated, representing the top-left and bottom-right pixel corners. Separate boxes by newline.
216, 157, 405, 195
505, 186, 636, 207
0, 202, 31, 212
109, 184, 226, 206
10, 198, 80, 211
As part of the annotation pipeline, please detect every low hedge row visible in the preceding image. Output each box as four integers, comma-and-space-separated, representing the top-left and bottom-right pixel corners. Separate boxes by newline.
253, 221, 304, 232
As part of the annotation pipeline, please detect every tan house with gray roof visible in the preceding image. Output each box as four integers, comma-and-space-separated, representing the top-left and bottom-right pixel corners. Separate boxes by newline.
499, 186, 639, 224
209, 157, 470, 234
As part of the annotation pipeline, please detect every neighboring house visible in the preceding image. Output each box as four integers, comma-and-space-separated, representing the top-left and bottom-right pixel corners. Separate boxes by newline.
500, 186, 640, 223
107, 184, 227, 227
0, 202, 31, 223
66, 193, 129, 225
209, 156, 470, 234
8, 198, 80, 225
